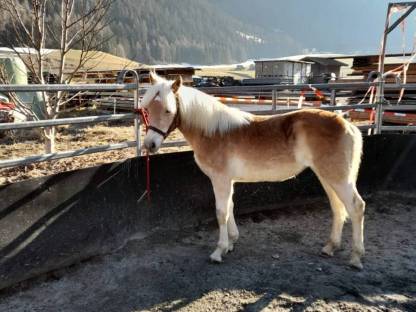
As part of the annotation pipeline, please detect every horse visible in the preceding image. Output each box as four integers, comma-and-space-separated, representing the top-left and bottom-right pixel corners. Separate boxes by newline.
140, 71, 366, 269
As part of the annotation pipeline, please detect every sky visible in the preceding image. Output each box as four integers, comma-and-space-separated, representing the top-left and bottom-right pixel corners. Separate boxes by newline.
219, 0, 416, 56
290, 0, 416, 55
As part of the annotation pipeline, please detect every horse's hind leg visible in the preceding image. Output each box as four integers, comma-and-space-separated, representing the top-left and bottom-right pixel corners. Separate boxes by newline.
330, 182, 366, 269
210, 178, 234, 262
317, 176, 347, 257
227, 198, 239, 252
226, 182, 239, 251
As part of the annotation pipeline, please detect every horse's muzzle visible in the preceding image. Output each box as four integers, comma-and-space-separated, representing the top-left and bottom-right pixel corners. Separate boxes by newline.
143, 140, 159, 154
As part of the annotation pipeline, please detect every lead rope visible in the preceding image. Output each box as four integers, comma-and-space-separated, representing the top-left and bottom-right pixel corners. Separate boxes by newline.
135, 107, 151, 202
134, 94, 181, 203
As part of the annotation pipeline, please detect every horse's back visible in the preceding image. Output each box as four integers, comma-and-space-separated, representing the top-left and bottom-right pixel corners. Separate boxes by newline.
285, 109, 363, 183
192, 109, 362, 184
252, 108, 360, 151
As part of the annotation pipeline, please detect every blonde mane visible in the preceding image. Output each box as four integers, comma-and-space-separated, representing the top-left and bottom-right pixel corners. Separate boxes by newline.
178, 86, 253, 136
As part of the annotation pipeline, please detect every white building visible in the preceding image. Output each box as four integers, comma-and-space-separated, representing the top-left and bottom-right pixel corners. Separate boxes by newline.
254, 54, 347, 84
255, 59, 312, 84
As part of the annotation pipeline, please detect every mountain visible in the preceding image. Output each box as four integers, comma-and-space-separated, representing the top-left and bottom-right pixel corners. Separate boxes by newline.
104, 0, 302, 65
89, 0, 409, 64
211, 0, 409, 57
1, 0, 405, 65
0, 0, 301, 65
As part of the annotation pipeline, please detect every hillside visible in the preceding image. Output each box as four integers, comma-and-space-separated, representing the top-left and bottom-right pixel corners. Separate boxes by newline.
0, 0, 302, 65
106, 0, 301, 65
1, 1, 396, 65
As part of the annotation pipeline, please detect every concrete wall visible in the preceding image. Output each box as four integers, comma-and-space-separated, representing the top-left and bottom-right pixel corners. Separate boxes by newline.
1, 134, 416, 290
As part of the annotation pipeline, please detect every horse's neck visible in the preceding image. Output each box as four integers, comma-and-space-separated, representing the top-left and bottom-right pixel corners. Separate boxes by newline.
176, 86, 253, 145
178, 124, 199, 148
177, 89, 200, 145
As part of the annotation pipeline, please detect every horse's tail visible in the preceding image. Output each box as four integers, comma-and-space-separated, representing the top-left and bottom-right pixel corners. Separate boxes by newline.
349, 123, 363, 183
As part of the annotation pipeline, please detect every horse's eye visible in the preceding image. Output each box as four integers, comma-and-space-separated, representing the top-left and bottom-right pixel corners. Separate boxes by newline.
165, 110, 171, 114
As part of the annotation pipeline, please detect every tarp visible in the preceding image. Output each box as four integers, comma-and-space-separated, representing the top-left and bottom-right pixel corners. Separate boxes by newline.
0, 57, 45, 119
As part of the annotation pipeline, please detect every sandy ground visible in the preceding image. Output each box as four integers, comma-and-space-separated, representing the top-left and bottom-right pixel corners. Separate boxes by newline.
0, 192, 414, 312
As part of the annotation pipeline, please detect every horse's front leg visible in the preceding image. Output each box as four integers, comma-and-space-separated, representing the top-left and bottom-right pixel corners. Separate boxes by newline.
210, 178, 233, 263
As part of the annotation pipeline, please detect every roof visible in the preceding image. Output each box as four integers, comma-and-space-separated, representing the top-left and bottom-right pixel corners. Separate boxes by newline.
254, 53, 349, 67
0, 47, 55, 56
254, 59, 313, 64
0, 47, 144, 73
302, 57, 347, 66
334, 52, 414, 59
348, 53, 416, 65
254, 53, 347, 63
51, 50, 144, 72
253, 52, 416, 63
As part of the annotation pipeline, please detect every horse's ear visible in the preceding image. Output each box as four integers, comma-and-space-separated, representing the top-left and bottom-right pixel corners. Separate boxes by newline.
149, 69, 162, 85
172, 76, 182, 93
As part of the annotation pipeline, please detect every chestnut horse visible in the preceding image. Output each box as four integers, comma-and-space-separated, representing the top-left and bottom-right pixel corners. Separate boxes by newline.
140, 72, 366, 269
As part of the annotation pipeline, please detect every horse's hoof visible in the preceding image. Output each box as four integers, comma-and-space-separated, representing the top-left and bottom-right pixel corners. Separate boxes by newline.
321, 245, 334, 257
349, 258, 363, 270
209, 250, 223, 263
227, 243, 234, 252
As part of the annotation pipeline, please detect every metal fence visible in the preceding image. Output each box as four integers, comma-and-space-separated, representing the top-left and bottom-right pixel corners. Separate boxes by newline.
0, 80, 415, 169
200, 81, 416, 134
0, 81, 185, 169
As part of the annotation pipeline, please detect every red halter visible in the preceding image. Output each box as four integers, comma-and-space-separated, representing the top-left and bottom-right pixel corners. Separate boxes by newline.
134, 94, 181, 202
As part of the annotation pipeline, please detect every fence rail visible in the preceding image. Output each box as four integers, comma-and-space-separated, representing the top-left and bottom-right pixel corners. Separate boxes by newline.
0, 83, 137, 92
0, 141, 137, 169
263, 103, 376, 114
0, 113, 135, 130
0, 81, 415, 170
198, 82, 416, 93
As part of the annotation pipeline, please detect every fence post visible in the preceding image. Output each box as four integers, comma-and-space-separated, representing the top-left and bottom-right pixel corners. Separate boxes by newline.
272, 90, 277, 112
330, 90, 336, 106
374, 101, 383, 135
117, 70, 141, 156
134, 82, 141, 156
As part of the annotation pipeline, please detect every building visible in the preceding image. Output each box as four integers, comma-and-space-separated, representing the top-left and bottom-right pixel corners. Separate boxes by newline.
254, 59, 312, 84
254, 54, 348, 84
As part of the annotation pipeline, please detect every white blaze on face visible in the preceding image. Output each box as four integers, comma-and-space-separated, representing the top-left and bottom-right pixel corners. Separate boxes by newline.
141, 71, 182, 153
143, 95, 177, 153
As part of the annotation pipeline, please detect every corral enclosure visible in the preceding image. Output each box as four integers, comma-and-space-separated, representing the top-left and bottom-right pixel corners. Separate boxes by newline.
0, 134, 416, 311
2, 1, 416, 310
0, 70, 415, 311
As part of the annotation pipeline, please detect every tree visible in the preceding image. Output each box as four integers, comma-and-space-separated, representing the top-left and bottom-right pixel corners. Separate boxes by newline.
0, 0, 112, 153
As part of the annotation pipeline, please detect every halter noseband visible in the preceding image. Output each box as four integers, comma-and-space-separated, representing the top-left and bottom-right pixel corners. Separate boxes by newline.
142, 93, 181, 139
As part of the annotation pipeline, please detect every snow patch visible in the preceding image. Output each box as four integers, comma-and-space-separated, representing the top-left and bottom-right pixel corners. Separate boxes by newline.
236, 31, 264, 44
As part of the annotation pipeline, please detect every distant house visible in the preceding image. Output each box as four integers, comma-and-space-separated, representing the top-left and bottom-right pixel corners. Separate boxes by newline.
254, 59, 312, 84
254, 54, 347, 85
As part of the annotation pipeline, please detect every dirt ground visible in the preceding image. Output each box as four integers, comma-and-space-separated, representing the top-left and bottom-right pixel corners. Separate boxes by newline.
0, 192, 414, 312
0, 120, 189, 185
